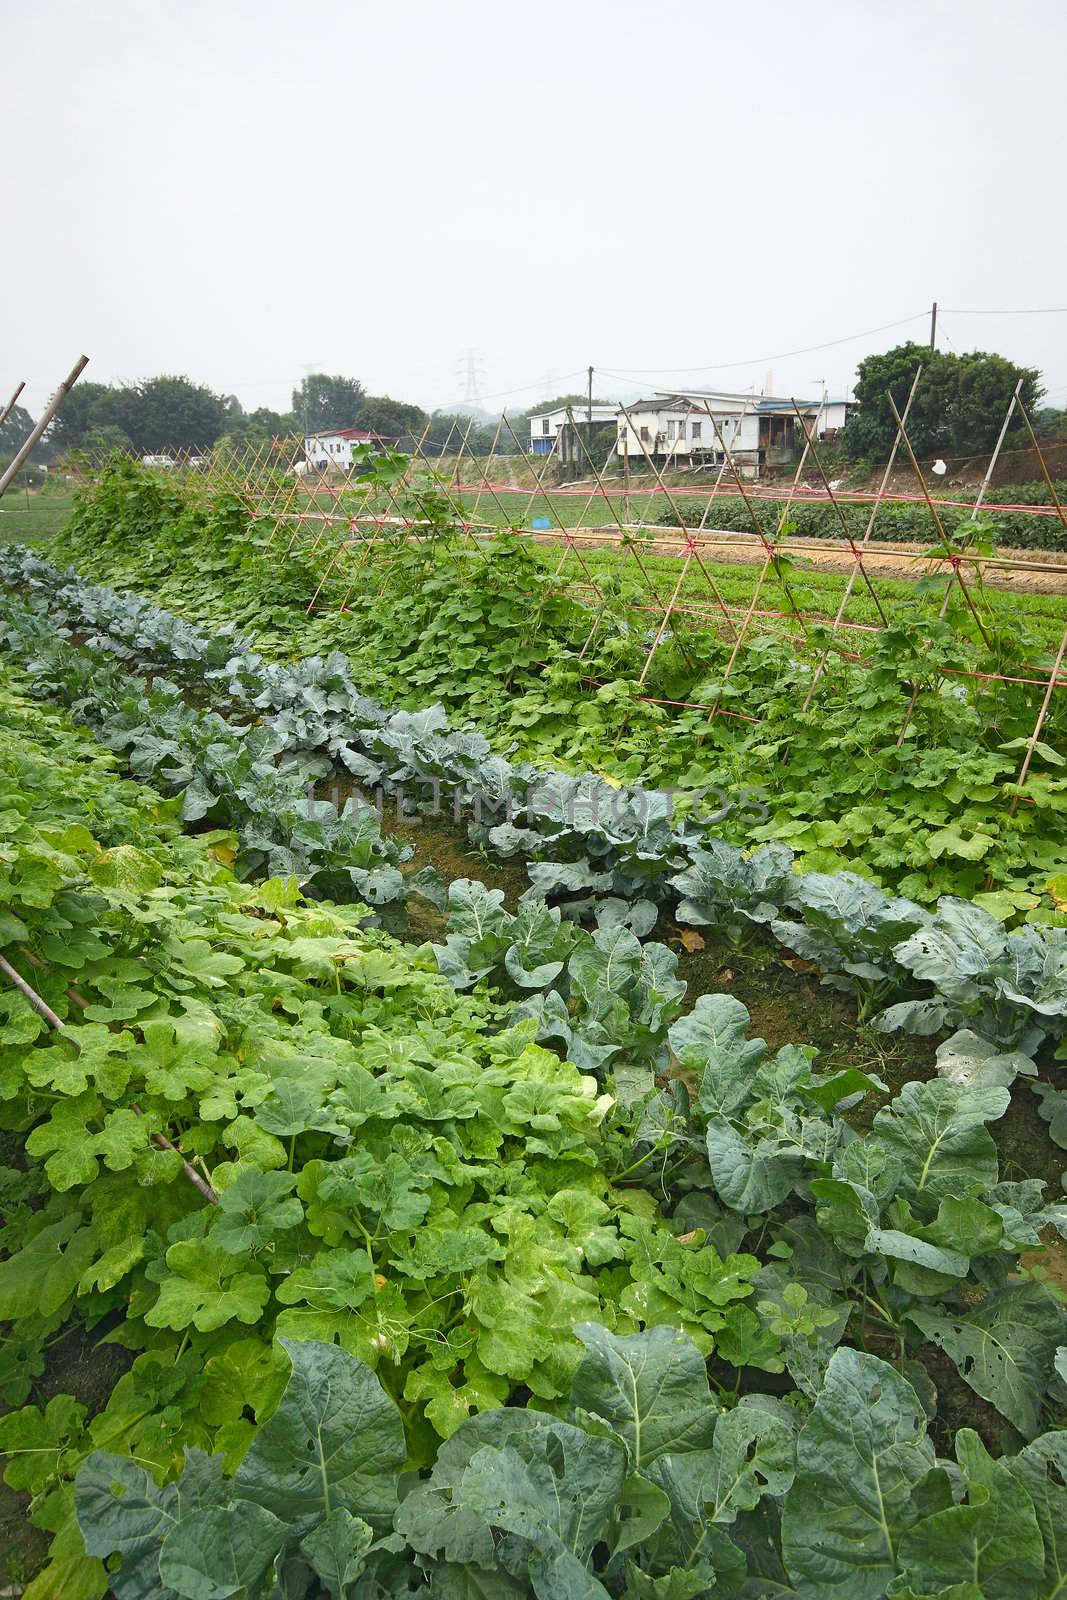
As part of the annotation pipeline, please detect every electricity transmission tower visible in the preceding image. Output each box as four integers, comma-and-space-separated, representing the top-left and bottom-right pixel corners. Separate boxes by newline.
456, 350, 486, 409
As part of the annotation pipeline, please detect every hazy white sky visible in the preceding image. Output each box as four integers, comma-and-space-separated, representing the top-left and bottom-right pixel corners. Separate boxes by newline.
5, 0, 1066, 418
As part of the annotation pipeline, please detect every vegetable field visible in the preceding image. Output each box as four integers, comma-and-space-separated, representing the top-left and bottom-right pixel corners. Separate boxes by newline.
2, 458, 1067, 1600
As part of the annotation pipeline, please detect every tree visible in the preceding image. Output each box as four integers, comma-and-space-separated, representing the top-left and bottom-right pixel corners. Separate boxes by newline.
215, 407, 295, 450
48, 381, 116, 455
356, 395, 428, 443
423, 411, 498, 457
0, 402, 35, 458
1032, 406, 1067, 441
48, 376, 233, 454
291, 373, 365, 435
842, 341, 1043, 462
82, 424, 134, 454
123, 376, 234, 451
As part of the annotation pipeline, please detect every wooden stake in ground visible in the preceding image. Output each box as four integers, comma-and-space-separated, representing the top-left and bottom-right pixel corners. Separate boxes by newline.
0, 380, 26, 432
1009, 623, 1067, 814
0, 951, 218, 1203
615, 399, 737, 639
800, 366, 923, 713
0, 357, 88, 499
559, 401, 693, 665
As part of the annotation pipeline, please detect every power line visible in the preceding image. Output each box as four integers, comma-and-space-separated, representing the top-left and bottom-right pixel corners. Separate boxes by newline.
594, 311, 929, 379
465, 369, 590, 406
941, 306, 1067, 315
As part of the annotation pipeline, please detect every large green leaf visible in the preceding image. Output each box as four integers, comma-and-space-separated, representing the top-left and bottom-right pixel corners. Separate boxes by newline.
702, 1394, 798, 1522
705, 1118, 804, 1214
396, 1410, 558, 1568
158, 1501, 287, 1600
458, 1426, 624, 1570
667, 994, 766, 1116
232, 1338, 405, 1531
639, 1450, 749, 1590
908, 1283, 1065, 1438
299, 1508, 374, 1599
781, 1349, 935, 1599
568, 1324, 716, 1471
1007, 1432, 1067, 1598
866, 1080, 1008, 1210
428, 1567, 527, 1598
75, 1448, 225, 1600
895, 1431, 1044, 1599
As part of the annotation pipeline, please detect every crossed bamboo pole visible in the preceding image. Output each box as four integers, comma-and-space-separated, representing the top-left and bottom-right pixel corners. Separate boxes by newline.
0, 952, 218, 1203
800, 366, 923, 713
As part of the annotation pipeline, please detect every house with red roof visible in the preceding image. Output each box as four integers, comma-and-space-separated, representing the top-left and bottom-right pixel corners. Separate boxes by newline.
303, 427, 397, 471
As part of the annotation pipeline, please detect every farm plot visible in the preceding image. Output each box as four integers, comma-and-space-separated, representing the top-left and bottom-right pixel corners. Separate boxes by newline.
2, 468, 1067, 1599
42, 460, 1067, 913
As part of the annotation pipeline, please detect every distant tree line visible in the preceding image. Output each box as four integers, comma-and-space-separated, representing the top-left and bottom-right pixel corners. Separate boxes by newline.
4, 352, 1064, 474
0, 371, 545, 464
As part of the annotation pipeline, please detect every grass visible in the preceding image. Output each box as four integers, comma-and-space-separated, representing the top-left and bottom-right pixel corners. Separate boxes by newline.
8, 472, 1067, 651
0, 486, 76, 544
282, 474, 1067, 651
309, 525, 1067, 653
568, 540, 1067, 647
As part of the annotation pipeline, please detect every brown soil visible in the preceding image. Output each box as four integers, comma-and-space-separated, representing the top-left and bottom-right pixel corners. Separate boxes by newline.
697, 533, 1067, 595
0, 1325, 132, 1581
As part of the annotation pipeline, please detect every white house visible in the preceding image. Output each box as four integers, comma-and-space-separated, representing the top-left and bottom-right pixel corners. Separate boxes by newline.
529, 404, 620, 456
616, 390, 848, 476
303, 427, 392, 471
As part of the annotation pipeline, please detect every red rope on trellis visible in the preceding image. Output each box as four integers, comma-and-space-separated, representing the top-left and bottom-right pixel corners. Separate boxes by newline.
449, 480, 1067, 518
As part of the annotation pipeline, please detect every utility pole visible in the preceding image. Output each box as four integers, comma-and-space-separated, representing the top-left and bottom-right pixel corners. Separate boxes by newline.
586, 364, 594, 472
929, 301, 938, 351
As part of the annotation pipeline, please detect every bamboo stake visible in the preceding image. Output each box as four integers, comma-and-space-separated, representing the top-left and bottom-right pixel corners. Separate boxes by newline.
1015, 393, 1067, 532
309, 415, 437, 614
790, 399, 889, 626
615, 400, 737, 638
927, 382, 1023, 632
499, 412, 604, 597
703, 403, 810, 634
0, 381, 26, 431
800, 366, 923, 712
1000, 405, 1067, 812
0, 954, 218, 1203
699, 398, 824, 733
0, 952, 68, 1032
886, 391, 993, 650
1009, 623, 1067, 812
559, 396, 695, 665
638, 547, 694, 686
0, 357, 88, 499
327, 415, 438, 612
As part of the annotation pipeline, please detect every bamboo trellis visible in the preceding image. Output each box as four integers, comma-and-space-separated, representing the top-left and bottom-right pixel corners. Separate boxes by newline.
56, 378, 1067, 805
